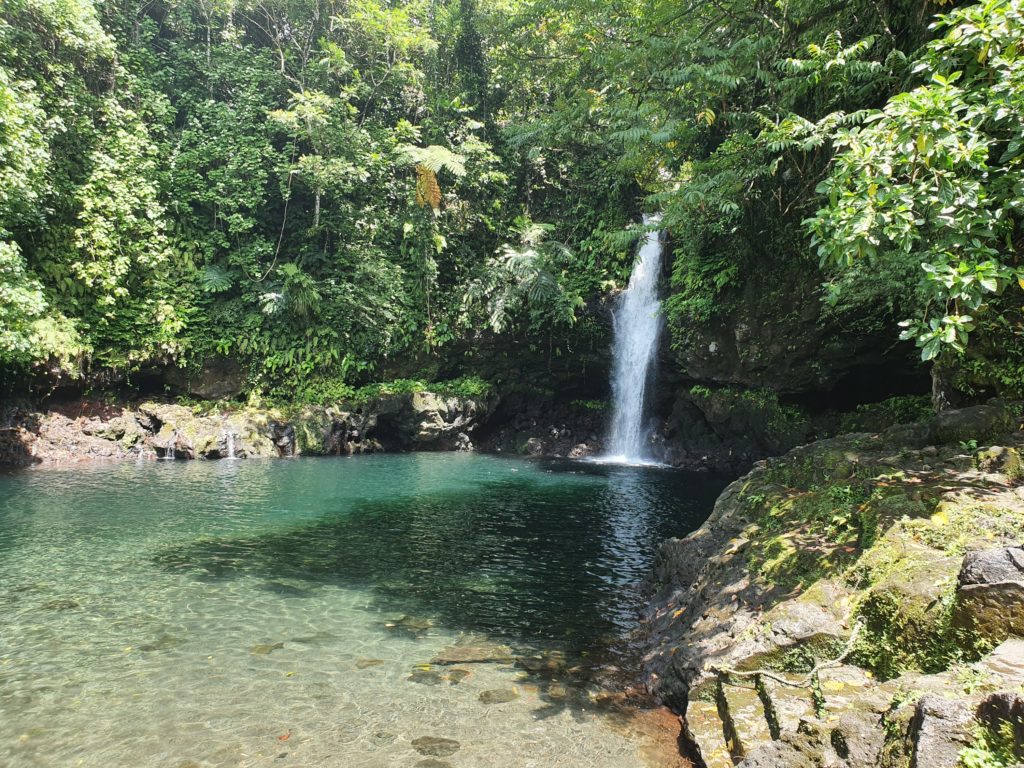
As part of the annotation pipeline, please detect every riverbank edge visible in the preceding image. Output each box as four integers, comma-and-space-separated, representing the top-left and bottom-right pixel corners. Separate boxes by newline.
644, 399, 1024, 767
0, 393, 500, 465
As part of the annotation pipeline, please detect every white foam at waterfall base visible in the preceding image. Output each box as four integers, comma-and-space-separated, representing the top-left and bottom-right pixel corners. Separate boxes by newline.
602, 215, 664, 464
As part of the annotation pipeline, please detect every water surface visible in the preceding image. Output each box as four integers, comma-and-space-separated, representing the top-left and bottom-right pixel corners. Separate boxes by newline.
0, 453, 725, 767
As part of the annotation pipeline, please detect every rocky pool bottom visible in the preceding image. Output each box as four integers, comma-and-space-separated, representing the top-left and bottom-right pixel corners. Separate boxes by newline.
0, 453, 727, 768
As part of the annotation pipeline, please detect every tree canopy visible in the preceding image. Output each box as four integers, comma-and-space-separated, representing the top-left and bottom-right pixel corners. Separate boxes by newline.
1, 0, 1021, 401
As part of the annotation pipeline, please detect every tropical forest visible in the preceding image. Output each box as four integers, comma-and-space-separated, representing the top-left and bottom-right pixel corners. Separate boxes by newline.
1, 0, 1023, 766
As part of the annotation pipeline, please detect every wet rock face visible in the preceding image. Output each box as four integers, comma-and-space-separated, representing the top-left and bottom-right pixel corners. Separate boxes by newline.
369, 392, 491, 451
668, 262, 920, 394
162, 356, 246, 400
474, 394, 607, 459
656, 387, 815, 473
954, 546, 1024, 645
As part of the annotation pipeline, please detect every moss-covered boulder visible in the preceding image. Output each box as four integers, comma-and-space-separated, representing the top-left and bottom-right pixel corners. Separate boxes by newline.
644, 402, 1024, 767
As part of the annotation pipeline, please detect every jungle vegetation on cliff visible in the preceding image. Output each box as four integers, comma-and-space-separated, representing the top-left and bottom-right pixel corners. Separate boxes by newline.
1, 0, 1022, 400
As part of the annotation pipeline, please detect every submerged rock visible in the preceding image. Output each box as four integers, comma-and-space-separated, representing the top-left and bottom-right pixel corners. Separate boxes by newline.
478, 688, 519, 704
444, 668, 471, 684
515, 650, 568, 677
139, 634, 185, 652
410, 736, 461, 757
250, 642, 284, 655
408, 669, 444, 686
355, 658, 385, 669
40, 598, 80, 611
431, 639, 514, 665
384, 615, 434, 638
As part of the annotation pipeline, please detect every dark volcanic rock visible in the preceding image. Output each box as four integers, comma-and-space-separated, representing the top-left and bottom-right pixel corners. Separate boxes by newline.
959, 546, 1024, 585
909, 695, 975, 768
162, 356, 246, 400
669, 262, 920, 394
935, 401, 1015, 445
475, 393, 606, 458
954, 546, 1024, 644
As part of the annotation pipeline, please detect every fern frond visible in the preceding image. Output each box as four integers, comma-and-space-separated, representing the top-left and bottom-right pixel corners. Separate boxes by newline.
396, 144, 467, 177
200, 265, 233, 293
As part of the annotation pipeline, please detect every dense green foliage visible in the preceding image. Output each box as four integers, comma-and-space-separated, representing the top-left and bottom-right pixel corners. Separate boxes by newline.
497, 0, 1023, 398
0, 0, 636, 394
1, 0, 1022, 401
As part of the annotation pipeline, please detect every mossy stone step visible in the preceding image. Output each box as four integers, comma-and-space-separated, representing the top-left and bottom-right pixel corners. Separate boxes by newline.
760, 676, 816, 735
682, 699, 733, 768
721, 683, 774, 759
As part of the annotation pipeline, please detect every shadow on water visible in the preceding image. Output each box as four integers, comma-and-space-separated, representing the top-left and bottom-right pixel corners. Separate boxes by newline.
153, 459, 726, 688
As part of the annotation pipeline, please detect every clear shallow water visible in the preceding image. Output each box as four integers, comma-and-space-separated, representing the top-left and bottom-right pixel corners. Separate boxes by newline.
0, 453, 725, 767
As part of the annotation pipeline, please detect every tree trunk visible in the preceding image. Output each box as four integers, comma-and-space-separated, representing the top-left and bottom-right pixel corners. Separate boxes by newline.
931, 356, 962, 412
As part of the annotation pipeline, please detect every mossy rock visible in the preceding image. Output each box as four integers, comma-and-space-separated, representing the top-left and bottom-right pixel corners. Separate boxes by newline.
974, 446, 1023, 480
934, 402, 1014, 446
851, 529, 961, 678
292, 407, 334, 455
953, 547, 1024, 653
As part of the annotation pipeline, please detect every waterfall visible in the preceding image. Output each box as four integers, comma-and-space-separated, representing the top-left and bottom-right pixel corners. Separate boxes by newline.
603, 215, 664, 463
225, 431, 236, 459
165, 434, 177, 461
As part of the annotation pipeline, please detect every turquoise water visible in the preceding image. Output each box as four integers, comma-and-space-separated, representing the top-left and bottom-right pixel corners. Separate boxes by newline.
0, 453, 725, 767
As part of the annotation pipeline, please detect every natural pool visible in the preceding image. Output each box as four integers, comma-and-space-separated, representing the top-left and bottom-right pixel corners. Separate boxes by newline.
0, 453, 726, 767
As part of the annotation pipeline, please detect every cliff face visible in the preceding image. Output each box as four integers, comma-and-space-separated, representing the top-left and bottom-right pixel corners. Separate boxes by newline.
645, 401, 1024, 767
666, 262, 920, 395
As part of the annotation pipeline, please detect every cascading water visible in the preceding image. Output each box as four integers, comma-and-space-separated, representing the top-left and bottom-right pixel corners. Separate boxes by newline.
602, 215, 664, 464
225, 431, 236, 459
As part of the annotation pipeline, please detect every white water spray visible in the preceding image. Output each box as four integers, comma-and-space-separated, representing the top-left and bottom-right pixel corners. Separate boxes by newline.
225, 431, 236, 460
602, 215, 664, 464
